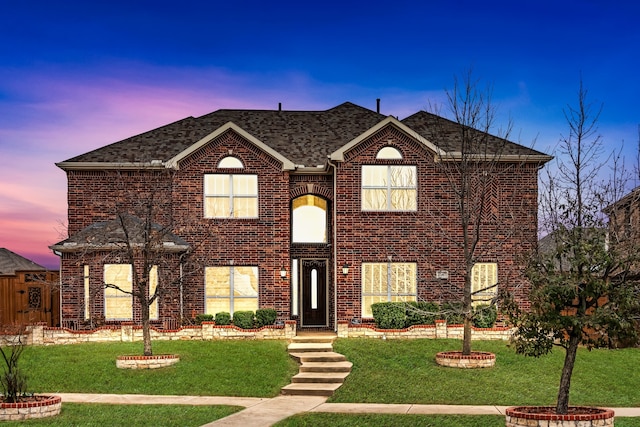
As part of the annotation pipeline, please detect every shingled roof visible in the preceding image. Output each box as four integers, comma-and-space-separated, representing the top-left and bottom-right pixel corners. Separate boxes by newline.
0, 248, 46, 275
58, 102, 550, 169
50, 215, 191, 253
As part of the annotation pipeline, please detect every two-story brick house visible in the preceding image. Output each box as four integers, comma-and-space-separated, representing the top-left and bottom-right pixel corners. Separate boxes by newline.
51, 102, 551, 331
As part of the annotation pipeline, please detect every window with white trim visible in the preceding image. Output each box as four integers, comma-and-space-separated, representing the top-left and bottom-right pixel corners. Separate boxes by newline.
148, 266, 159, 320
104, 264, 132, 320
471, 262, 498, 304
204, 157, 258, 218
205, 266, 259, 315
362, 262, 417, 317
362, 147, 416, 211
83, 265, 90, 320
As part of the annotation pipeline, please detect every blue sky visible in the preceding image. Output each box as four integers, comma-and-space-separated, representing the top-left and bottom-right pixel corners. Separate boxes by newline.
1, 0, 638, 268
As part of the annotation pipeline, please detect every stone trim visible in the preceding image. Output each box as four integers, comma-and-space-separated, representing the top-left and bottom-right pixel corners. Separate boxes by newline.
336, 320, 512, 340
116, 354, 180, 369
505, 406, 614, 427
0, 396, 61, 421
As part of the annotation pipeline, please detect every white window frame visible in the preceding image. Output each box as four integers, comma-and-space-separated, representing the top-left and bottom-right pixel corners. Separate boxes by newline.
361, 262, 417, 317
361, 165, 417, 211
205, 266, 259, 316
104, 264, 132, 320
83, 265, 90, 320
204, 174, 258, 218
471, 262, 498, 304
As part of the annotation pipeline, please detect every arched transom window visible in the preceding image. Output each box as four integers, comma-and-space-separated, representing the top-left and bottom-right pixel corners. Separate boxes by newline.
292, 195, 327, 243
217, 156, 244, 168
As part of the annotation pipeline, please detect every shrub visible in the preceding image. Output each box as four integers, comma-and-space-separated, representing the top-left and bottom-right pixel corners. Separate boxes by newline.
371, 302, 406, 329
440, 301, 464, 324
472, 304, 497, 328
194, 314, 214, 325
232, 311, 255, 329
214, 312, 231, 326
255, 308, 277, 327
405, 301, 440, 326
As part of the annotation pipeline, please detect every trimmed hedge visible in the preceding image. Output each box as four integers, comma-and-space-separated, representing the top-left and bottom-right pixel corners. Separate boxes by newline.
370, 301, 497, 329
194, 314, 214, 324
371, 302, 406, 329
232, 311, 255, 329
255, 308, 277, 327
472, 304, 498, 328
214, 311, 231, 326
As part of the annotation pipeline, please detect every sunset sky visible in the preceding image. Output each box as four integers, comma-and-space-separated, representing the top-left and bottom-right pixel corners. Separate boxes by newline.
1, 0, 639, 269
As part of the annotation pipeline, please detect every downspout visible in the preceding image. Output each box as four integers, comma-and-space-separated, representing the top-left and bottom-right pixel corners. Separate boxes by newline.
327, 158, 338, 332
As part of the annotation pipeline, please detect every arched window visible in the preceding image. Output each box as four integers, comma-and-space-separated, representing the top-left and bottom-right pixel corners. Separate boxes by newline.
218, 156, 244, 168
376, 146, 403, 159
292, 195, 327, 243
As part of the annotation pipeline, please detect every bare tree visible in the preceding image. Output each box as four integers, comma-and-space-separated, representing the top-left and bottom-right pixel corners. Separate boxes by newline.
361, 71, 540, 356
504, 80, 640, 414
427, 71, 536, 355
54, 168, 194, 356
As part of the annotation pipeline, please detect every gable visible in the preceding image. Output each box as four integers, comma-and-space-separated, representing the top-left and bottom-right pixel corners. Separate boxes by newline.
330, 116, 446, 162
165, 122, 296, 171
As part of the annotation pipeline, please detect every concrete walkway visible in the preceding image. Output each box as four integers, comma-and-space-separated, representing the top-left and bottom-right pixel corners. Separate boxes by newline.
54, 393, 640, 426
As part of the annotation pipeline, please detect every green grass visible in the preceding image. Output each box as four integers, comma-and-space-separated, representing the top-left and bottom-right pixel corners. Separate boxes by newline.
275, 413, 640, 427
0, 403, 241, 426
20, 340, 298, 397
331, 339, 640, 407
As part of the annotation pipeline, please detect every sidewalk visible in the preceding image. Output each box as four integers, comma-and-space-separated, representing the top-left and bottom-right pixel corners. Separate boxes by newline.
54, 393, 640, 427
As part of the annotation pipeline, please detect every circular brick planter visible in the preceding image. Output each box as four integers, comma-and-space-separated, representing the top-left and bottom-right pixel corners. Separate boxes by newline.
116, 354, 180, 369
0, 395, 61, 421
505, 406, 614, 427
435, 351, 495, 368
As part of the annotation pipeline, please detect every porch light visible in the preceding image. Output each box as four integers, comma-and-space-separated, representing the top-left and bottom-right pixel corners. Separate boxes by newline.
342, 263, 350, 276
280, 266, 287, 279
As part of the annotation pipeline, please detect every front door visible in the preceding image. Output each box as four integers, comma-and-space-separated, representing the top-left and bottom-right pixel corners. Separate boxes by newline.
301, 259, 327, 327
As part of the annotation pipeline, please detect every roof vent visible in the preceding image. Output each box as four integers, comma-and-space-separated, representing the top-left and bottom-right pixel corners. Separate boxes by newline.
150, 159, 163, 166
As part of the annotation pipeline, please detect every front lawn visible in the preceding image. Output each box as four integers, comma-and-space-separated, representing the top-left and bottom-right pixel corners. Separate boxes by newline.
331, 339, 640, 407
0, 404, 241, 427
21, 340, 298, 397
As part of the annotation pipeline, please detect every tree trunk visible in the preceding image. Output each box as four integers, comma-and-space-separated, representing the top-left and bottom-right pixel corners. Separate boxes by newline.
556, 333, 579, 414
141, 303, 153, 356
462, 315, 472, 355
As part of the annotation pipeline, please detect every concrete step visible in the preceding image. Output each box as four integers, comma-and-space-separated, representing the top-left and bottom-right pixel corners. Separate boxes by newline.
287, 342, 333, 353
281, 382, 342, 396
291, 334, 336, 344
291, 371, 350, 383
289, 352, 347, 363
299, 361, 353, 373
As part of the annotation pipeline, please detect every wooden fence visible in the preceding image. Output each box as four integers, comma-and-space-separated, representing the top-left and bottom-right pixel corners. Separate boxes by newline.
0, 270, 60, 327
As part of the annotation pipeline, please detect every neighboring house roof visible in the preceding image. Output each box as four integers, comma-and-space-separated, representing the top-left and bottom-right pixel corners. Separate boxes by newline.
603, 185, 640, 214
49, 214, 191, 253
0, 248, 46, 275
56, 102, 551, 171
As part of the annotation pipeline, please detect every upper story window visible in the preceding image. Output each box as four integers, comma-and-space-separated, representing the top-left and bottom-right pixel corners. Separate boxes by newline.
204, 157, 258, 218
218, 156, 243, 168
362, 147, 416, 211
292, 195, 327, 243
376, 146, 403, 159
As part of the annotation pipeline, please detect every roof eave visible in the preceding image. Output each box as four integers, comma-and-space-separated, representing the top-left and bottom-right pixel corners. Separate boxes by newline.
330, 116, 448, 162
165, 122, 296, 171
436, 153, 554, 163
49, 243, 191, 253
56, 161, 166, 171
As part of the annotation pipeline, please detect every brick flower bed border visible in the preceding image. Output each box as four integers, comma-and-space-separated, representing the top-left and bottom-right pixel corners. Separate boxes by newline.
116, 354, 180, 369
0, 395, 61, 421
505, 406, 614, 427
435, 350, 496, 368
